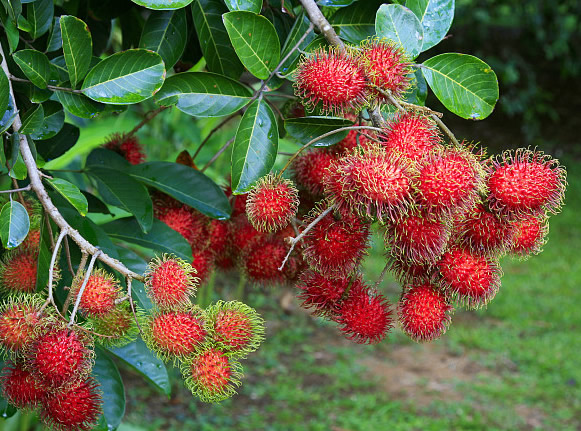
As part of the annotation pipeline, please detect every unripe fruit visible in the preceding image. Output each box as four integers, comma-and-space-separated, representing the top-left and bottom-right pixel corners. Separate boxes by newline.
381, 112, 442, 162
0, 295, 46, 353
292, 149, 337, 197
246, 174, 299, 232
398, 283, 453, 342
87, 302, 142, 348
0, 361, 45, 408
0, 250, 38, 294
294, 48, 369, 115
70, 269, 121, 317
145, 255, 198, 310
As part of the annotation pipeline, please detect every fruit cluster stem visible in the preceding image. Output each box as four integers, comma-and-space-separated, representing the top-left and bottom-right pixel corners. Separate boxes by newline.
68, 250, 102, 326
0, 184, 31, 194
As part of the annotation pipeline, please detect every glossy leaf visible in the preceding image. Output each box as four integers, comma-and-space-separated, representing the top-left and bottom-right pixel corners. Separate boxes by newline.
0, 201, 30, 249
154, 72, 252, 117
140, 9, 187, 69
332, 0, 384, 44
93, 348, 125, 431
131, 0, 194, 9
47, 178, 88, 216
26, 0, 52, 39
56, 91, 105, 119
7, 135, 26, 180
60, 15, 93, 87
108, 340, 171, 396
422, 53, 499, 120
231, 98, 278, 194
87, 167, 154, 233
29, 101, 64, 140
102, 217, 193, 261
19, 103, 44, 134
0, 92, 15, 134
2, 13, 19, 52
376, 4, 423, 59
223, 11, 280, 80
278, 12, 316, 76
12, 49, 53, 89
129, 161, 231, 219
81, 49, 166, 105
2, 0, 21, 23
224, 0, 262, 14
86, 148, 131, 171
405, 69, 428, 106
406, 0, 454, 52
285, 116, 353, 147
46, 16, 62, 52
0, 69, 8, 116
317, 0, 357, 6
36, 123, 80, 161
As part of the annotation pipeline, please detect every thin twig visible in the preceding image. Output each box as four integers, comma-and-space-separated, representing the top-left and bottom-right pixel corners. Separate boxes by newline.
62, 251, 89, 314
9, 75, 83, 93
69, 250, 102, 326
63, 237, 75, 277
201, 137, 235, 172
374, 262, 390, 290
278, 205, 334, 271
432, 114, 460, 146
124, 106, 169, 140
39, 229, 68, 313
192, 113, 239, 161
0, 184, 31, 194
298, 0, 344, 49
371, 85, 443, 117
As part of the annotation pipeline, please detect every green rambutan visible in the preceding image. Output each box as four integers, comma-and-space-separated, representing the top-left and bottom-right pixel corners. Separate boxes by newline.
246, 174, 299, 232
86, 302, 142, 348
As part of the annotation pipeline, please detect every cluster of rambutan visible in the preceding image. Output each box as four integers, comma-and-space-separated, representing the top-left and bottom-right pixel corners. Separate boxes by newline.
142, 254, 264, 402
104, 133, 147, 165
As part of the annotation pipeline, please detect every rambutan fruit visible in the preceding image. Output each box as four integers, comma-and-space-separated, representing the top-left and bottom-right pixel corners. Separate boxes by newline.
246, 174, 299, 232
324, 144, 416, 221
301, 207, 370, 278
1, 360, 45, 408
205, 301, 265, 358
207, 219, 229, 258
336, 281, 393, 344
27, 324, 94, 390
0, 295, 47, 353
294, 47, 369, 116
381, 112, 442, 162
398, 283, 453, 342
192, 248, 215, 285
144, 254, 199, 310
142, 308, 206, 362
437, 247, 502, 309
509, 214, 549, 258
295, 270, 351, 317
386, 256, 436, 285
292, 149, 337, 197
21, 228, 41, 252
70, 269, 121, 317
332, 113, 376, 155
0, 250, 38, 294
486, 149, 567, 217
104, 133, 146, 165
181, 347, 243, 403
455, 203, 515, 256
414, 147, 486, 217
223, 186, 248, 218
156, 205, 209, 249
151, 191, 181, 217
360, 38, 412, 101
229, 215, 266, 256
87, 302, 142, 348
40, 377, 102, 431
241, 237, 288, 285
385, 209, 451, 265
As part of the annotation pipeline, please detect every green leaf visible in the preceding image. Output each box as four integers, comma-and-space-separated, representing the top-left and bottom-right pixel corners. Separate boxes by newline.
12, 49, 54, 89
56, 91, 105, 119
29, 101, 64, 140
60, 15, 93, 87
36, 123, 80, 161
131, 0, 194, 10
278, 12, 316, 76
26, 0, 53, 39
191, 0, 244, 79
332, 0, 384, 44
140, 9, 187, 70
0, 93, 16, 134
406, 0, 454, 52
86, 148, 131, 171
0, 68, 8, 116
284, 116, 353, 147
102, 217, 193, 261
114, 248, 152, 310
154, 72, 252, 117
19, 103, 44, 134
7, 134, 27, 180
129, 161, 231, 219
421, 53, 499, 120
93, 348, 125, 431
224, 0, 262, 13
46, 16, 62, 52
81, 49, 166, 105
317, 0, 356, 6
375, 4, 423, 59
46, 178, 88, 216
231, 98, 278, 194
405, 69, 428, 106
86, 167, 154, 233
2, 13, 20, 52
107, 340, 171, 396
1, 0, 22, 23
0, 201, 30, 249
223, 11, 280, 80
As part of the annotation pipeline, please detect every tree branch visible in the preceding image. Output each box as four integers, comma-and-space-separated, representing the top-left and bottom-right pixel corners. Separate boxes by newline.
9, 75, 84, 93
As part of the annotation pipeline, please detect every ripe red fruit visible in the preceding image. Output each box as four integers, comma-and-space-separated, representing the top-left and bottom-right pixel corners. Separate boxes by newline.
105, 133, 146, 165
70, 269, 120, 317
381, 112, 442, 162
295, 270, 350, 317
337, 281, 393, 344
143, 309, 206, 361
0, 250, 37, 294
438, 247, 502, 309
192, 248, 215, 285
40, 377, 102, 431
302, 208, 370, 278
242, 237, 288, 285
360, 38, 412, 100
27, 325, 93, 390
206, 301, 265, 358
294, 47, 369, 115
21, 228, 41, 252
325, 145, 416, 220
1, 361, 45, 408
0, 296, 45, 353
292, 149, 337, 197
387, 257, 436, 285
229, 215, 266, 256
398, 283, 453, 342
486, 149, 566, 217
145, 255, 198, 309
415, 147, 485, 216
182, 347, 242, 403
156, 205, 209, 248
509, 214, 549, 258
207, 219, 229, 257
385, 209, 451, 265
246, 174, 299, 232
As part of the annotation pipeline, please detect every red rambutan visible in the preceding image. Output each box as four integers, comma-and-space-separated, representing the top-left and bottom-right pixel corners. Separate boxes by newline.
292, 149, 337, 197
156, 205, 209, 249
105, 133, 146, 165
207, 219, 230, 257
295, 270, 351, 316
381, 112, 442, 162
144, 254, 199, 310
246, 174, 299, 232
1, 361, 45, 408
70, 269, 121, 317
192, 248, 215, 285
241, 237, 288, 285
509, 214, 549, 258
0, 250, 38, 294
229, 215, 266, 256
0, 295, 46, 353
387, 256, 436, 285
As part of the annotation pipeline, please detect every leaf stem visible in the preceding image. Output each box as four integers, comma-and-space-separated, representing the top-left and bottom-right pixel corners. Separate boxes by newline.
192, 113, 240, 161
124, 106, 169, 140
0, 184, 31, 194
201, 137, 235, 172
9, 75, 84, 93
